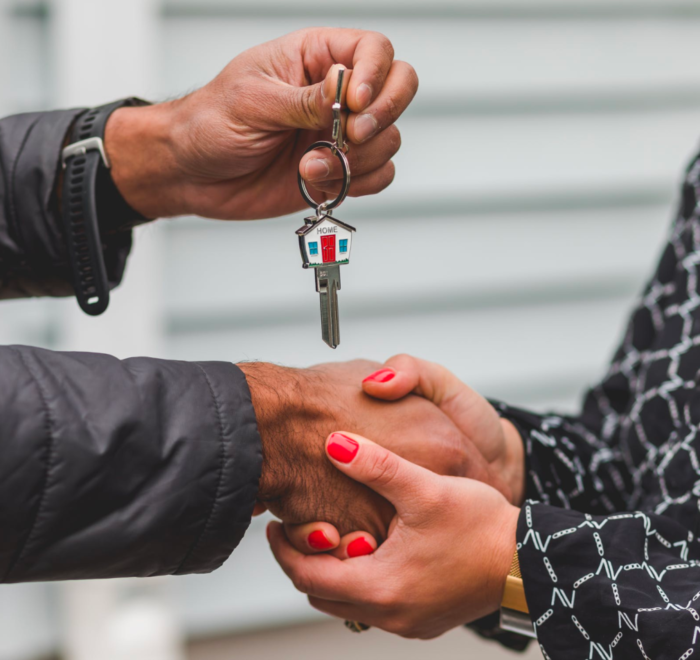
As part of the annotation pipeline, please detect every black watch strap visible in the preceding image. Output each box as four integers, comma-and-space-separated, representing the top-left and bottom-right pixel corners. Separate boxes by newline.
61, 97, 149, 316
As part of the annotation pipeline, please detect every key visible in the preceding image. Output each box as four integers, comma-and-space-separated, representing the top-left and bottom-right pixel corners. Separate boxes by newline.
296, 212, 355, 348
295, 66, 355, 348
316, 265, 341, 348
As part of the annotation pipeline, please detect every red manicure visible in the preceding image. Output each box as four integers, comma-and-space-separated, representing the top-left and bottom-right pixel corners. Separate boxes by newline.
363, 368, 395, 384
347, 537, 374, 558
327, 433, 359, 463
308, 530, 334, 551
266, 524, 272, 541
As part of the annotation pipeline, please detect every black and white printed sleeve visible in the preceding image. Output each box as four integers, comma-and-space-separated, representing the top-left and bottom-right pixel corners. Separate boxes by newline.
496, 153, 700, 659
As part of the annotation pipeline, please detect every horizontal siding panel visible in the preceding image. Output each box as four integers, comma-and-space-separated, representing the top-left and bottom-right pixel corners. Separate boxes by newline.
161, 17, 700, 100
165, 295, 634, 411
388, 111, 700, 202
163, 205, 669, 318
162, 0, 700, 18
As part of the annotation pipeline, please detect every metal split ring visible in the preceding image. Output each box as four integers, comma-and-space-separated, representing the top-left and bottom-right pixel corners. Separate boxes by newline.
298, 140, 351, 214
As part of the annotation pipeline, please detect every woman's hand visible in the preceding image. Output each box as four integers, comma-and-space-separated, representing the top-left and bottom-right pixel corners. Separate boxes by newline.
106, 28, 417, 220
269, 432, 520, 639
362, 355, 526, 505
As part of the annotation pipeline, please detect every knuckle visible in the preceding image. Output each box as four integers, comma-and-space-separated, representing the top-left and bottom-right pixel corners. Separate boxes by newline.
291, 571, 312, 595
420, 482, 445, 511
367, 449, 400, 488
396, 60, 419, 93
373, 32, 395, 61
389, 619, 416, 638
444, 432, 471, 478
382, 93, 401, 123
299, 88, 321, 128
387, 126, 402, 156
389, 352, 414, 367
372, 584, 398, 611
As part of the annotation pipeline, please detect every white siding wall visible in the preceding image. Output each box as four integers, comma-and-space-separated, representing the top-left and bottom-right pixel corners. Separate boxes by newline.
2, 1, 700, 658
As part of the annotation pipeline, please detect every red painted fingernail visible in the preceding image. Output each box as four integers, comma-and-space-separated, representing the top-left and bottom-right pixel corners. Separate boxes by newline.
308, 530, 334, 550
266, 524, 272, 541
327, 433, 359, 463
347, 537, 374, 558
363, 368, 395, 384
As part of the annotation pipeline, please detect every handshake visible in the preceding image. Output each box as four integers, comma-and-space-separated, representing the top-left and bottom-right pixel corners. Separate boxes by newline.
241, 355, 525, 639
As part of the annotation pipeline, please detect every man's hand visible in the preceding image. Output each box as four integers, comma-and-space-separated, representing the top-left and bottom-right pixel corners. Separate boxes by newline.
238, 360, 511, 540
362, 355, 526, 505
269, 433, 519, 639
105, 29, 417, 220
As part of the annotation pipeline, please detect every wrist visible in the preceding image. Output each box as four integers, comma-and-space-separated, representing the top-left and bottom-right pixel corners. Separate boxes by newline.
489, 504, 520, 610
105, 102, 187, 218
499, 418, 526, 506
238, 362, 331, 501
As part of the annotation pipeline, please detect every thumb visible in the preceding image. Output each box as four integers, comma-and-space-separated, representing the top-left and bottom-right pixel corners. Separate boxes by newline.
325, 432, 439, 514
362, 353, 463, 403
362, 355, 501, 462
279, 63, 349, 131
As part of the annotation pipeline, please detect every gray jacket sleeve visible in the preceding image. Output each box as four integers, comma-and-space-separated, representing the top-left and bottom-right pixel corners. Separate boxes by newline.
0, 346, 262, 582
0, 108, 134, 299
0, 110, 263, 582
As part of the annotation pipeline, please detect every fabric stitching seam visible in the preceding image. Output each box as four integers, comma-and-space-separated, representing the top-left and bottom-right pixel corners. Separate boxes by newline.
175, 363, 227, 573
8, 117, 41, 255
3, 347, 57, 581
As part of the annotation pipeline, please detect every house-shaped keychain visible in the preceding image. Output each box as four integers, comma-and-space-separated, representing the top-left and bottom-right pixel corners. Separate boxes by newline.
296, 214, 356, 268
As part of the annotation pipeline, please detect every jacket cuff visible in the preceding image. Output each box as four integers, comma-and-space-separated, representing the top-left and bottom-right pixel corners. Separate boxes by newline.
2, 109, 133, 297
174, 362, 263, 575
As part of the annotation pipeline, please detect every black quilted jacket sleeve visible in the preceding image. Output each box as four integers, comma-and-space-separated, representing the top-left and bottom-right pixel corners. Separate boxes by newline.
0, 111, 263, 581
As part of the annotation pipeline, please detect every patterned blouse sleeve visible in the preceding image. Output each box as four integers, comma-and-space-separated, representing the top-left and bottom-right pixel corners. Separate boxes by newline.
492, 156, 700, 657
518, 502, 700, 660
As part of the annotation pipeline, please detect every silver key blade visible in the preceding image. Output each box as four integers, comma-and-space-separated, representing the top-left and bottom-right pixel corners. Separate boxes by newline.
315, 265, 341, 349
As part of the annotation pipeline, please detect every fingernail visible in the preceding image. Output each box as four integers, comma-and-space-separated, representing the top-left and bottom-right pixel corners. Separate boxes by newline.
327, 433, 359, 463
354, 113, 378, 143
356, 83, 373, 110
305, 158, 331, 181
363, 368, 395, 384
266, 523, 272, 541
347, 537, 374, 558
308, 530, 334, 550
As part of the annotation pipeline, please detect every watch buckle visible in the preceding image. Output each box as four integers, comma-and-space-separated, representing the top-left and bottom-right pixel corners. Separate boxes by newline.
62, 137, 111, 169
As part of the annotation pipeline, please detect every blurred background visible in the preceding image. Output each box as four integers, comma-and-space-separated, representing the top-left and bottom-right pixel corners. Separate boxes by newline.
1, 0, 700, 658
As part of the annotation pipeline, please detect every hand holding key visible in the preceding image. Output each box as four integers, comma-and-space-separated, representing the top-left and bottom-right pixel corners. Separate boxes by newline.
105, 29, 416, 221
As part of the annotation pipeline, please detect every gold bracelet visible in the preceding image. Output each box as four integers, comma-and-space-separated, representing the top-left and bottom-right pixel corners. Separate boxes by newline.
500, 548, 529, 614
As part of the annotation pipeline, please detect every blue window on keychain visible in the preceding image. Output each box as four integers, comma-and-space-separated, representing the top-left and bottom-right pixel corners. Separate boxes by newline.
309, 242, 319, 255
339, 239, 348, 253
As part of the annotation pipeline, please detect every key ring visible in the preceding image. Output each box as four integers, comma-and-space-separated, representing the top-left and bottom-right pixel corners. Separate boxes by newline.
297, 67, 351, 214
297, 140, 351, 213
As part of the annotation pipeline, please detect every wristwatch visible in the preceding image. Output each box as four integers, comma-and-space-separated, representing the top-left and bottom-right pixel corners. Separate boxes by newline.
500, 549, 536, 638
61, 97, 149, 315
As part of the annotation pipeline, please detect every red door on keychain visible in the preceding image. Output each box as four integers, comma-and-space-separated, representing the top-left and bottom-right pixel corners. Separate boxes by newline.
321, 235, 336, 263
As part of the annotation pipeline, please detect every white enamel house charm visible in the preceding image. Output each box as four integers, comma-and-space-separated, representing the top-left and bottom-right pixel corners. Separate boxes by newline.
296, 215, 355, 268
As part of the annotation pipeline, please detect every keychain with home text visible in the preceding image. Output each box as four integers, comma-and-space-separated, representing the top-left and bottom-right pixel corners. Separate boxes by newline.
296, 67, 355, 349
